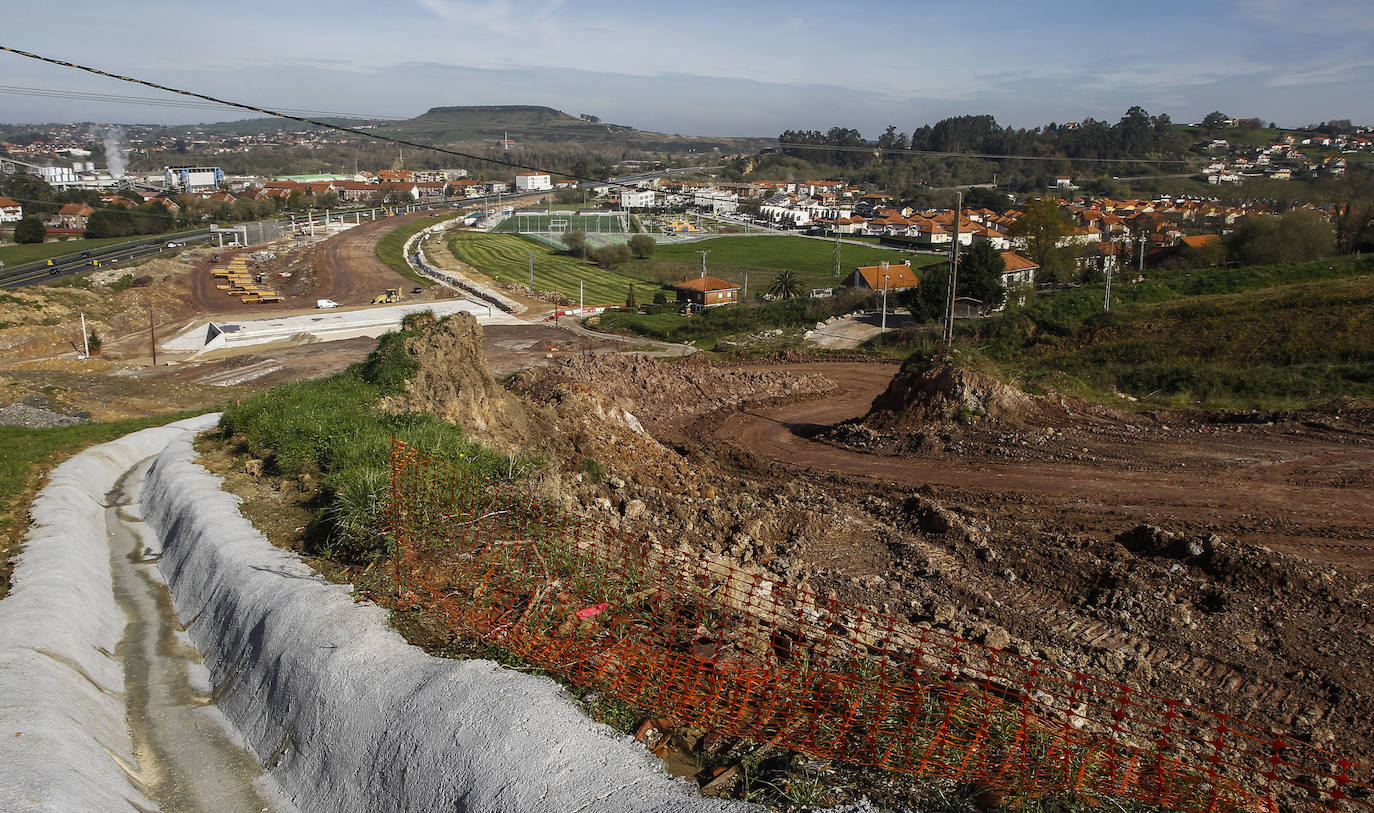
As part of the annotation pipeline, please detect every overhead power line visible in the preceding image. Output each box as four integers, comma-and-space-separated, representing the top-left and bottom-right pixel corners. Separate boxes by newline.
0, 45, 1199, 205
0, 46, 660, 194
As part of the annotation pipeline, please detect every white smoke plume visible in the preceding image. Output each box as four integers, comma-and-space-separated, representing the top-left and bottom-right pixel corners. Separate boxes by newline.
102, 126, 127, 178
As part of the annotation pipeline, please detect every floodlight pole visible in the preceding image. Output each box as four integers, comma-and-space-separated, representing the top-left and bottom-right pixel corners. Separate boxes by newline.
528, 250, 534, 292
579, 280, 584, 311
699, 250, 709, 277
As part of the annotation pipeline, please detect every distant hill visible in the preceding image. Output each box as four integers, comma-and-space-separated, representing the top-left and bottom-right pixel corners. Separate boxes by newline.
378, 105, 607, 142
374, 105, 770, 153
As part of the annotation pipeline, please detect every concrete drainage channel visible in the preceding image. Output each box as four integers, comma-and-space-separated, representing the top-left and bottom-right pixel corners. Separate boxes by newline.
0, 416, 754, 812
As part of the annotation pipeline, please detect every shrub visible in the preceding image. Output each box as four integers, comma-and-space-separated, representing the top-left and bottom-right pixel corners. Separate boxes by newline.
14, 216, 44, 244
628, 233, 657, 258
592, 243, 632, 268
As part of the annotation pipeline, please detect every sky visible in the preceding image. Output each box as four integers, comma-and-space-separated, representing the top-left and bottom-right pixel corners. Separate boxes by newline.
3, 0, 1373, 138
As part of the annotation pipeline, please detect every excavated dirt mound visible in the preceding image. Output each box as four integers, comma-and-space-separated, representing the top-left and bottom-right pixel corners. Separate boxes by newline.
512, 353, 837, 437
864, 359, 1042, 429
825, 358, 1153, 460
381, 313, 554, 456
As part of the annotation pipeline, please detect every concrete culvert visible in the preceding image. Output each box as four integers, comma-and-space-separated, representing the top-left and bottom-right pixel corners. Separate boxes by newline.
0, 416, 758, 812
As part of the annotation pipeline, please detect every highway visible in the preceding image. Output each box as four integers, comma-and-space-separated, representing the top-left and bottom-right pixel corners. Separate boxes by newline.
0, 229, 215, 288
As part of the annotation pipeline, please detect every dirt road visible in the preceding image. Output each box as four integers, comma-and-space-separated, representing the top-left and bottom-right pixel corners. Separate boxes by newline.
701, 362, 1374, 569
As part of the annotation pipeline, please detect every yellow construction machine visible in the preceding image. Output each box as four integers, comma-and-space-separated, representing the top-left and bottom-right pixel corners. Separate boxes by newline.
372, 288, 401, 304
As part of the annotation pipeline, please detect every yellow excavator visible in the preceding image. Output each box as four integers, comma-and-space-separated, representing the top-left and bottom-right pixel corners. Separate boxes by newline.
371, 288, 401, 304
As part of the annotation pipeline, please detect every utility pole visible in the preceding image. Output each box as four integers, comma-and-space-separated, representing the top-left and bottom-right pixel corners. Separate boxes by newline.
80, 312, 89, 358
881, 273, 890, 332
1103, 262, 1113, 312
528, 250, 534, 292
743, 271, 748, 300
832, 229, 841, 278
579, 280, 584, 312
147, 299, 157, 365
944, 190, 963, 344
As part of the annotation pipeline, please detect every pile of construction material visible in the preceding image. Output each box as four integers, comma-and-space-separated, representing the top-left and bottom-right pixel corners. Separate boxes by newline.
210, 255, 283, 304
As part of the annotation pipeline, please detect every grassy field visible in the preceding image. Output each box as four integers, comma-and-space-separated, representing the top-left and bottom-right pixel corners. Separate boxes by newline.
596, 290, 877, 348
375, 214, 458, 286
0, 232, 186, 267
448, 232, 652, 306
649, 235, 945, 291
892, 255, 1374, 410
493, 212, 629, 234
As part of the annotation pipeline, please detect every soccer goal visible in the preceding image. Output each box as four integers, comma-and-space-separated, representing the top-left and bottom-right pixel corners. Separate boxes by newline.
549, 218, 569, 233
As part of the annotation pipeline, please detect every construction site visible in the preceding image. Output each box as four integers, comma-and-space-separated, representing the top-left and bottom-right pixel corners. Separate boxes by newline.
1, 207, 1370, 813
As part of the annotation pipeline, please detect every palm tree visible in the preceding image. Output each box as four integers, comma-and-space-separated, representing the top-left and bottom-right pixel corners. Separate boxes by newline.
767, 269, 805, 300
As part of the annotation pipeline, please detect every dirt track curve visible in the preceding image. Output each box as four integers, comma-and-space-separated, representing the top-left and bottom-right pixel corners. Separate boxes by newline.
702, 363, 1374, 570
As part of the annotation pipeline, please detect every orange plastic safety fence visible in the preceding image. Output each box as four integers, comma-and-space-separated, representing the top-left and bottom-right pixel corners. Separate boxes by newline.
387, 441, 1371, 813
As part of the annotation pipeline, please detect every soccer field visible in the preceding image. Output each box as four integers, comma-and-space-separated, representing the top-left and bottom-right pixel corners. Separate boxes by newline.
448, 232, 651, 306
493, 211, 629, 234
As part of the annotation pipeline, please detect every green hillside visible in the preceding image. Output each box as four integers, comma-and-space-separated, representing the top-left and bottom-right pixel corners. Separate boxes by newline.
947, 256, 1374, 409
375, 105, 771, 152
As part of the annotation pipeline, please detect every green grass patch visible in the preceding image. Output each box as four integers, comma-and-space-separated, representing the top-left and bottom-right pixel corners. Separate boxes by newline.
0, 232, 186, 267
883, 256, 1374, 410
375, 214, 457, 286
448, 232, 651, 306
217, 316, 530, 561
649, 235, 945, 292
0, 408, 217, 599
597, 290, 877, 348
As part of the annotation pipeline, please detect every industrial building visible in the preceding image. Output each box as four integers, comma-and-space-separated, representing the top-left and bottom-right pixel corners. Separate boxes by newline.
164, 166, 225, 192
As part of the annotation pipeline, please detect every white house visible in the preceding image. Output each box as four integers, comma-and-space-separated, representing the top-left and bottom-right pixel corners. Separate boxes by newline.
694, 187, 738, 214
514, 172, 552, 192
0, 196, 21, 223
620, 188, 656, 209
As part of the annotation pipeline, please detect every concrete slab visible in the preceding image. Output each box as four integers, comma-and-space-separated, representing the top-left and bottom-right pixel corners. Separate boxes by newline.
162, 300, 525, 355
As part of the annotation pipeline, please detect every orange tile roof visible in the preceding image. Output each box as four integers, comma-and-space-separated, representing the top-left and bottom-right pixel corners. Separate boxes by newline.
1181, 234, 1221, 248
0, 196, 22, 208
855, 263, 919, 289
999, 251, 1039, 272
672, 276, 740, 292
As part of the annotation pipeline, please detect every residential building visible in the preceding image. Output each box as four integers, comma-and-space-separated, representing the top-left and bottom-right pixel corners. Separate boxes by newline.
0, 196, 22, 223
56, 202, 95, 230
843, 260, 919, 292
998, 251, 1038, 289
514, 172, 552, 192
671, 275, 741, 309
693, 187, 738, 214
620, 189, 656, 209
